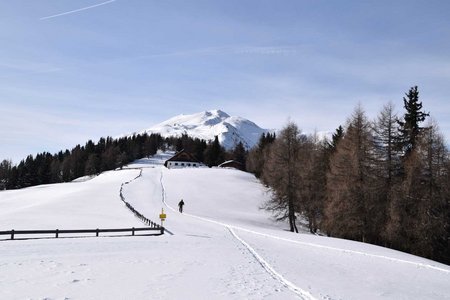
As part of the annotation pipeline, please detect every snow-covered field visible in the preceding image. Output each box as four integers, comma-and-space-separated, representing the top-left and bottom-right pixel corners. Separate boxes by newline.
1, 154, 449, 300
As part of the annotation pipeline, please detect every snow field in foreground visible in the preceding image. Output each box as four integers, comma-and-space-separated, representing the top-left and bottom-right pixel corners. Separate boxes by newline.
0, 157, 449, 299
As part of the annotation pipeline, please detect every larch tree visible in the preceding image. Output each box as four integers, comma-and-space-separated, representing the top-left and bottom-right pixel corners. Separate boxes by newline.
372, 102, 402, 244
419, 122, 449, 261
387, 121, 449, 262
324, 105, 378, 242
373, 102, 402, 185
263, 122, 302, 233
386, 86, 439, 258
299, 133, 327, 233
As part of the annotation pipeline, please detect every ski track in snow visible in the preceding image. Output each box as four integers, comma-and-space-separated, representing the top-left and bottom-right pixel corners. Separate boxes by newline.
158, 169, 449, 275
159, 170, 316, 299
227, 226, 316, 300
185, 212, 450, 274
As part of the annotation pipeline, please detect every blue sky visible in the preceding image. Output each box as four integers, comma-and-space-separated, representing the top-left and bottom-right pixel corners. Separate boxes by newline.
1, 0, 449, 162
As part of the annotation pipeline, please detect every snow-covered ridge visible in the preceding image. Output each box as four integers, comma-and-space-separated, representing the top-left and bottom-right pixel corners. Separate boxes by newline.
138, 109, 269, 150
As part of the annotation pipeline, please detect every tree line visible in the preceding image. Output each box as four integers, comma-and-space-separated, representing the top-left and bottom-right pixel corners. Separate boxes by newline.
0, 132, 247, 190
246, 86, 449, 264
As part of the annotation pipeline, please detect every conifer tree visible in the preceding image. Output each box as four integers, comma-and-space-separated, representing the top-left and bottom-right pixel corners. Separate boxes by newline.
246, 132, 275, 179
371, 103, 403, 244
263, 122, 302, 233
324, 105, 378, 242
373, 103, 402, 185
387, 122, 449, 262
232, 142, 247, 167
203, 136, 225, 167
0, 159, 12, 189
397, 86, 429, 156
327, 125, 344, 152
299, 133, 327, 233
85, 154, 100, 175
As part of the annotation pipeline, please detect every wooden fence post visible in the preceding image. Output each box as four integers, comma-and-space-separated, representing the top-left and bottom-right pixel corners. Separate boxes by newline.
11, 229, 14, 240
56, 229, 59, 238
132, 227, 135, 236
96, 228, 99, 237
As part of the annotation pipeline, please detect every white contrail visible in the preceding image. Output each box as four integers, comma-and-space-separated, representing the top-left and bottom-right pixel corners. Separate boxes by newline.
40, 0, 116, 20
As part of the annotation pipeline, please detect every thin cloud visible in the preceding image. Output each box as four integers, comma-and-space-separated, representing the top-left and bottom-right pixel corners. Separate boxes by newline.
232, 46, 299, 55
64, 45, 302, 68
0, 60, 62, 79
112, 45, 302, 62
40, 0, 117, 20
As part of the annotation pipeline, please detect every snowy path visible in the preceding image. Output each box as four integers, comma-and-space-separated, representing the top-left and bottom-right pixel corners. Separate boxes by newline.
159, 170, 315, 299
227, 227, 316, 300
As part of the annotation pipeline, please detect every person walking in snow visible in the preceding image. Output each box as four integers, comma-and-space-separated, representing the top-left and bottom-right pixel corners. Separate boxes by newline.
178, 199, 185, 213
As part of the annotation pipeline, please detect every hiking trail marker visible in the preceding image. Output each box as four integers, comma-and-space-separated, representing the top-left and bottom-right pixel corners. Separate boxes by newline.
159, 208, 166, 227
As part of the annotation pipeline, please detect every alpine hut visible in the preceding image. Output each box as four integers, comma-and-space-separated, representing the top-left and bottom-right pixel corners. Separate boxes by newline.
218, 160, 245, 171
164, 150, 204, 169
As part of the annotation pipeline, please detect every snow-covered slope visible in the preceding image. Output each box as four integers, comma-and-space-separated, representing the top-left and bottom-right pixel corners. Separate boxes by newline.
139, 109, 269, 149
1, 155, 449, 299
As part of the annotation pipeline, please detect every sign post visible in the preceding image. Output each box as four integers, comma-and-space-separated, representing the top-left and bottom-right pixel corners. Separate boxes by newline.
159, 208, 166, 229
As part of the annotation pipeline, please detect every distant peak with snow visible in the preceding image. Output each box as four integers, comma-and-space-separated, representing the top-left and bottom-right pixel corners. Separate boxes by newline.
139, 109, 269, 150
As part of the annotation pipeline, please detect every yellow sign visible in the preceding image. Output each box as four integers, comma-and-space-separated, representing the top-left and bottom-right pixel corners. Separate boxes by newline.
159, 208, 166, 220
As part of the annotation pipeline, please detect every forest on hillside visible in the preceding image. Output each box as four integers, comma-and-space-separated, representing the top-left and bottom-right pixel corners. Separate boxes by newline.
0, 132, 245, 190
246, 86, 449, 265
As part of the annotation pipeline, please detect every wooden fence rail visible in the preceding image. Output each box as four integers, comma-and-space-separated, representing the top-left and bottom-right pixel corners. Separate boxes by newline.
119, 169, 163, 229
0, 226, 164, 240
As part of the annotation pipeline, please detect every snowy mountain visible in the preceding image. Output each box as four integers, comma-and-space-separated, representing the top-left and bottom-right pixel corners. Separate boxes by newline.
138, 109, 269, 150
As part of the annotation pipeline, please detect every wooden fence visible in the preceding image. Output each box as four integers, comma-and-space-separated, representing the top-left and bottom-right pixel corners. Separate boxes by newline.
0, 226, 163, 240
0, 168, 166, 241
119, 169, 163, 229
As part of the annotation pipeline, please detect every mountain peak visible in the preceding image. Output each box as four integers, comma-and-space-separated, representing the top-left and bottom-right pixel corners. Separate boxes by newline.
204, 109, 230, 119
140, 110, 269, 149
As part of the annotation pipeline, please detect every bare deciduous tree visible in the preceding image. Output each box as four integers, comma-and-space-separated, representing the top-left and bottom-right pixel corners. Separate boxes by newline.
324, 105, 378, 242
263, 122, 302, 233
387, 121, 449, 261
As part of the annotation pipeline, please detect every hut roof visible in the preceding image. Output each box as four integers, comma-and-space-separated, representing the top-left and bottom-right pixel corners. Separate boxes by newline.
164, 150, 201, 167
218, 160, 244, 170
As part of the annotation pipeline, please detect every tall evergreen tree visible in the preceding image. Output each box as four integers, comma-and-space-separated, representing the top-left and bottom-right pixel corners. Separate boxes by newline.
85, 154, 100, 175
246, 132, 275, 179
203, 136, 225, 167
327, 125, 344, 152
232, 142, 247, 167
0, 159, 12, 190
397, 86, 429, 156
